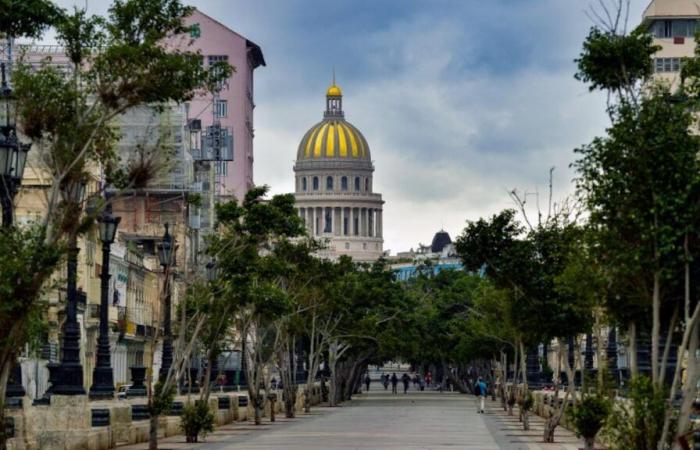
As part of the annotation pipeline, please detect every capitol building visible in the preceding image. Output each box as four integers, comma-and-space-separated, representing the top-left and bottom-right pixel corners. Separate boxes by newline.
294, 81, 384, 261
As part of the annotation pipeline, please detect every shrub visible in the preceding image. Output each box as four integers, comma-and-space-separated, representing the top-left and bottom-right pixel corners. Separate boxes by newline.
603, 376, 668, 450
569, 395, 610, 450
180, 400, 214, 443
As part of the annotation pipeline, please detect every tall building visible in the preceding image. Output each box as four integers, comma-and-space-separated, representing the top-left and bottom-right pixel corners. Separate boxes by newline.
294, 81, 384, 261
642, 0, 700, 84
172, 9, 266, 203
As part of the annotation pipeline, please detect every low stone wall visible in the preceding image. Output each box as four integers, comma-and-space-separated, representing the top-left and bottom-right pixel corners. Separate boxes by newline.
6, 384, 321, 450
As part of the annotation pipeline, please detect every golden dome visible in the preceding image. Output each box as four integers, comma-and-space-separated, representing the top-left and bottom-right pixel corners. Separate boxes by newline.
326, 84, 342, 97
297, 119, 369, 160
297, 82, 370, 161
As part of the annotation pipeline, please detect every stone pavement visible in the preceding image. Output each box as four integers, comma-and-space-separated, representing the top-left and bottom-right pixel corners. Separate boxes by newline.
118, 386, 586, 450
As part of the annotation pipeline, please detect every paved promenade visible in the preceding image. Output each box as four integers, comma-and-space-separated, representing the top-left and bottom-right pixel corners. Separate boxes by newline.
120, 385, 585, 450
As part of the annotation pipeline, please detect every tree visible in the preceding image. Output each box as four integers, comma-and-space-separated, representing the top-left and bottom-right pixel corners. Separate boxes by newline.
575, 17, 700, 447
0, 2, 230, 448
210, 186, 305, 425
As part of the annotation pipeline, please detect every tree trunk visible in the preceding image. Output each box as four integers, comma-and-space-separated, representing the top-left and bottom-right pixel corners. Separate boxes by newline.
677, 320, 699, 438
443, 361, 468, 393
543, 343, 569, 443
0, 356, 12, 450
583, 436, 595, 450
628, 321, 638, 378
148, 414, 159, 450
652, 270, 661, 384
519, 340, 529, 431
328, 342, 338, 407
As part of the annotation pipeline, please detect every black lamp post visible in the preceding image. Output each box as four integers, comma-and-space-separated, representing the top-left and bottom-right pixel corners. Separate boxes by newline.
89, 204, 120, 398
0, 63, 29, 228
0, 62, 29, 400
52, 180, 87, 395
158, 223, 175, 381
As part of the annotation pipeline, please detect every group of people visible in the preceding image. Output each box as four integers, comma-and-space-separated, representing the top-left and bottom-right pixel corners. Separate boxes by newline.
364, 371, 436, 394
361, 370, 490, 414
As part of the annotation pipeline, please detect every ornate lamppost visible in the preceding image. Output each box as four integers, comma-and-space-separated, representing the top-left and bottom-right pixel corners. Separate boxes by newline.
52, 180, 87, 395
88, 204, 120, 398
1, 62, 30, 400
158, 223, 175, 381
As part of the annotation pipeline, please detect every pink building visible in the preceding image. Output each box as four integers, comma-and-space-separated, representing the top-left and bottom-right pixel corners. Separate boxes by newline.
172, 9, 266, 202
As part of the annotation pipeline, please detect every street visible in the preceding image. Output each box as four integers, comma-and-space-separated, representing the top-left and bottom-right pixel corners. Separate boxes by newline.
119, 385, 585, 450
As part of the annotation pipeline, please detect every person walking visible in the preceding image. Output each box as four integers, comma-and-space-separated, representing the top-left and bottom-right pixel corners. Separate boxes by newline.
401, 373, 410, 394
390, 373, 398, 395
364, 373, 371, 391
425, 371, 432, 388
383, 374, 389, 390
476, 377, 487, 413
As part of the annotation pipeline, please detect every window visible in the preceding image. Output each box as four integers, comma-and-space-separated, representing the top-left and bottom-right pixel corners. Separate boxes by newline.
354, 177, 360, 191
302, 178, 307, 191
189, 23, 201, 38
313, 176, 319, 190
654, 57, 682, 73
362, 243, 367, 250
208, 55, 229, 89
365, 178, 369, 192
214, 99, 228, 118
216, 161, 228, 176
326, 176, 333, 190
652, 19, 698, 38
345, 242, 350, 250
341, 176, 348, 190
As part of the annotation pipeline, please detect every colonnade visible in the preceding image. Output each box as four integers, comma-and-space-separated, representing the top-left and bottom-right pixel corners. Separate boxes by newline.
298, 206, 383, 238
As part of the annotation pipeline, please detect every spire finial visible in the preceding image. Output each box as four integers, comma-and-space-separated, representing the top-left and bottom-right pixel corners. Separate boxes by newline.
332, 66, 336, 86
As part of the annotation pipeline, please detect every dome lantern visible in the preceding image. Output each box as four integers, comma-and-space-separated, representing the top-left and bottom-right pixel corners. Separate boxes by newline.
325, 70, 343, 118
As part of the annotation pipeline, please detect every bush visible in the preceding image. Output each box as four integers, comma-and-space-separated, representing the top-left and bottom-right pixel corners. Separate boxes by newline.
180, 401, 214, 443
603, 376, 668, 450
569, 395, 610, 442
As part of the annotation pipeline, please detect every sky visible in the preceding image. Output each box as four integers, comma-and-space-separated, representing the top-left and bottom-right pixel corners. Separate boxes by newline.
51, 0, 650, 254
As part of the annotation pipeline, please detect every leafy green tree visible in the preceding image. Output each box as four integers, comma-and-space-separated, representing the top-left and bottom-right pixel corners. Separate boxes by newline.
0, 2, 230, 448
210, 186, 305, 425
575, 20, 700, 446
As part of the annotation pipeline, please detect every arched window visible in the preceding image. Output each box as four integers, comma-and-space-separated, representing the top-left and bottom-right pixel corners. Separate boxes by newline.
354, 177, 360, 191
326, 176, 334, 190
341, 176, 348, 191
302, 177, 307, 191
365, 178, 369, 192
313, 176, 319, 190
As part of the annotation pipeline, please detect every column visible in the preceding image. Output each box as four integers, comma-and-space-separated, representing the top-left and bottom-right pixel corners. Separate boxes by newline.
363, 208, 369, 237
311, 206, 316, 236
334, 207, 340, 236
351, 208, 356, 236
341, 207, 346, 236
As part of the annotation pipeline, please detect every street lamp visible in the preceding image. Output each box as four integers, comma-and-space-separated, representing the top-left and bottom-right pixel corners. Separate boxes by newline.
52, 180, 87, 395
1, 62, 29, 400
0, 63, 28, 227
158, 223, 176, 381
89, 203, 121, 398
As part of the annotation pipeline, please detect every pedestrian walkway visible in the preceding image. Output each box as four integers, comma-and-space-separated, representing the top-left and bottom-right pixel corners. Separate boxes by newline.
119, 386, 585, 449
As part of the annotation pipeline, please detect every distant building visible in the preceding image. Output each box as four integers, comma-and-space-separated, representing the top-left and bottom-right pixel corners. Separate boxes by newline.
642, 0, 700, 86
293, 81, 384, 261
389, 230, 463, 281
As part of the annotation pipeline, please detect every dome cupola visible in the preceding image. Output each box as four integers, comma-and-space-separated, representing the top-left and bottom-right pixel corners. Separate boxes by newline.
297, 81, 371, 162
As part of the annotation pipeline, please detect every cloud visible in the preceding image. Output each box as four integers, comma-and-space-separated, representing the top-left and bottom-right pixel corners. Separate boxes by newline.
48, 0, 649, 253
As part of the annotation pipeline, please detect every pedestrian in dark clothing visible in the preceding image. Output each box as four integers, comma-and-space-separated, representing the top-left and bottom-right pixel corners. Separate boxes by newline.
390, 373, 398, 395
383, 374, 389, 390
364, 374, 371, 391
401, 373, 410, 394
